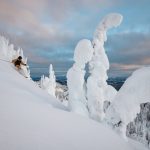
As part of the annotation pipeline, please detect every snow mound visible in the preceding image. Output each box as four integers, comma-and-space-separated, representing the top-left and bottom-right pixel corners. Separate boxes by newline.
0, 57, 135, 150
106, 67, 150, 133
104, 85, 117, 102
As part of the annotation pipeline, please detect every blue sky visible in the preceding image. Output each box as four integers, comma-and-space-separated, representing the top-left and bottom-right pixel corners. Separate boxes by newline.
0, 0, 150, 77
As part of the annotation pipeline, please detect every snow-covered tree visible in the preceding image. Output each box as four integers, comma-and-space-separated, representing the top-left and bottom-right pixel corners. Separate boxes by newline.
7, 44, 16, 61
0, 36, 9, 58
40, 64, 56, 97
106, 67, 150, 139
67, 39, 94, 116
126, 102, 150, 147
48, 64, 56, 97
87, 13, 123, 121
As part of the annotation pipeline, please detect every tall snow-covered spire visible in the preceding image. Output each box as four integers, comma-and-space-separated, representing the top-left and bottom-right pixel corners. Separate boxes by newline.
87, 13, 123, 121
67, 39, 94, 117
0, 36, 9, 58
49, 64, 56, 97
94, 13, 123, 42
40, 64, 56, 97
49, 64, 55, 81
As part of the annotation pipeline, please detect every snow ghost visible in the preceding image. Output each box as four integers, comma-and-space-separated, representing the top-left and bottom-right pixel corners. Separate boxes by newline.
106, 67, 150, 138
40, 64, 56, 97
48, 64, 56, 97
0, 36, 9, 58
67, 39, 94, 117
87, 13, 123, 121
94, 13, 123, 42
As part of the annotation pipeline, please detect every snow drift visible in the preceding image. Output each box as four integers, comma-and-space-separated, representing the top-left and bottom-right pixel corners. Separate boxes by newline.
0, 59, 135, 150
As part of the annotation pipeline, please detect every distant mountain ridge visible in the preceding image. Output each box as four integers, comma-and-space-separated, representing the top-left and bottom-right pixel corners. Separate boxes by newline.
32, 75, 126, 91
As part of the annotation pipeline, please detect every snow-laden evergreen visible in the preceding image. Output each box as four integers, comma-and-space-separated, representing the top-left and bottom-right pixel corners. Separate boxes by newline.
66, 14, 122, 119
67, 39, 94, 116
127, 102, 150, 147
40, 64, 56, 97
87, 13, 122, 121
0, 36, 30, 78
49, 64, 56, 96
106, 67, 150, 140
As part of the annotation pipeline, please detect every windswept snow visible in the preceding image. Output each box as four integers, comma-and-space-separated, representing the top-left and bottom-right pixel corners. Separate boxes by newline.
0, 55, 137, 150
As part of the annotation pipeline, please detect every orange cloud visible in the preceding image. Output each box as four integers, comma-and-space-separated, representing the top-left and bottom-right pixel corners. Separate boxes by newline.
111, 63, 142, 71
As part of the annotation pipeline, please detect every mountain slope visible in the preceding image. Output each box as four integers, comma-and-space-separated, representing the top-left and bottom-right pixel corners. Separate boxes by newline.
0, 60, 146, 150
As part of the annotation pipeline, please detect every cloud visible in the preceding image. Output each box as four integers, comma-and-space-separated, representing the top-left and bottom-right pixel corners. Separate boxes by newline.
106, 32, 150, 76
0, 0, 76, 42
0, 0, 117, 22
0, 0, 150, 77
0, 0, 76, 63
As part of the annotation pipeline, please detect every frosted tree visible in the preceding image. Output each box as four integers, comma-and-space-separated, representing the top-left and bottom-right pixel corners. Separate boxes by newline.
67, 39, 94, 116
48, 64, 56, 97
8, 44, 16, 61
40, 75, 50, 90
0, 36, 9, 59
0, 36, 18, 61
87, 13, 123, 121
106, 67, 150, 139
40, 75, 45, 89
40, 64, 56, 97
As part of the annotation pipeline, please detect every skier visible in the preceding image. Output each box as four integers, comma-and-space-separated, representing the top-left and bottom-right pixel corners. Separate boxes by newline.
12, 56, 26, 70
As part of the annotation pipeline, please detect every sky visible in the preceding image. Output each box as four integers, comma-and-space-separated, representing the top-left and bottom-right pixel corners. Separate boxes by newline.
0, 0, 150, 78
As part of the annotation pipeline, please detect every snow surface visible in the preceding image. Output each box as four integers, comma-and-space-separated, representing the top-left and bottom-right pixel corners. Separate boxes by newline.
104, 85, 117, 102
0, 57, 141, 150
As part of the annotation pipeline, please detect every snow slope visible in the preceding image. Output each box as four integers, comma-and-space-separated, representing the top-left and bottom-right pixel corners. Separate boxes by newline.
0, 60, 145, 150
